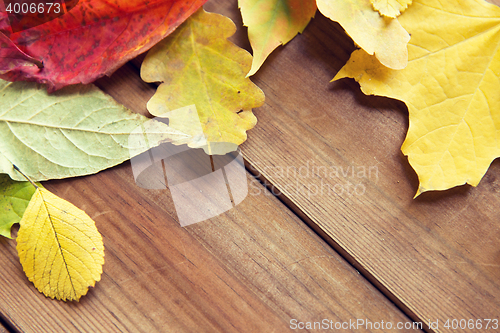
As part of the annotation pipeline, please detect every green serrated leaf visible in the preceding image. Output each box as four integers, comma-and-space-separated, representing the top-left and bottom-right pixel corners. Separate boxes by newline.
0, 80, 189, 181
0, 175, 37, 238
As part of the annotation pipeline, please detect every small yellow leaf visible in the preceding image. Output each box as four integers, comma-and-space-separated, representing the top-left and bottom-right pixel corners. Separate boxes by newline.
17, 188, 104, 301
371, 0, 412, 18
334, 0, 500, 196
141, 9, 265, 154
316, 0, 410, 69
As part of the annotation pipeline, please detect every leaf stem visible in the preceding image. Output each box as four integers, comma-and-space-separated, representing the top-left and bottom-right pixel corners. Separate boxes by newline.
12, 165, 39, 189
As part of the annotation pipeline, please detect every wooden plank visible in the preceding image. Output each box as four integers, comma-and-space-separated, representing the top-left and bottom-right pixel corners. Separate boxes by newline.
0, 34, 418, 333
191, 0, 500, 332
0, 163, 418, 332
0, 323, 9, 333
2, 0, 492, 331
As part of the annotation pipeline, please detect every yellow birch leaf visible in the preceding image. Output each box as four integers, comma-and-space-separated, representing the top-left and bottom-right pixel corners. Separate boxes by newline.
316, 0, 410, 69
239, 0, 317, 76
334, 0, 500, 196
17, 188, 104, 301
370, 0, 413, 18
141, 9, 265, 154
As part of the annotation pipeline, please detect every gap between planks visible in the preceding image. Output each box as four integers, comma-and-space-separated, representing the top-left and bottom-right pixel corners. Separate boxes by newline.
93, 64, 423, 332
0, 316, 13, 333
132, 0, 500, 331
122, 2, 433, 330
116, 43, 428, 333
1, 66, 420, 332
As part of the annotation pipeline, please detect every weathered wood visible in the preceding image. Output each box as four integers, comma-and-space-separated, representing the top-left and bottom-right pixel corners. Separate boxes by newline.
0, 25, 418, 332
0, 163, 418, 332
0, 322, 9, 333
196, 1, 500, 332
2, 0, 496, 331
99, 0, 500, 330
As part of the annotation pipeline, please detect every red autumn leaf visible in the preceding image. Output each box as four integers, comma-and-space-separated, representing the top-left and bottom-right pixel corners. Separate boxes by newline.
0, 0, 207, 91
3, 1, 77, 33
0, 33, 41, 75
0, 10, 9, 30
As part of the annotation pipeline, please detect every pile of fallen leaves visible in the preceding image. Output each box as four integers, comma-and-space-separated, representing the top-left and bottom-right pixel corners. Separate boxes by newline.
1, 0, 499, 301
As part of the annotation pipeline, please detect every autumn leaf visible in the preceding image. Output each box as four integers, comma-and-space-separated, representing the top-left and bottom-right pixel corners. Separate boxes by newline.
0, 175, 37, 238
0, 79, 189, 181
334, 0, 500, 195
371, 0, 413, 18
141, 9, 265, 154
3, 0, 79, 33
0, 0, 207, 91
0, 33, 42, 75
239, 0, 317, 76
17, 187, 104, 301
0, 10, 8, 31
316, 0, 410, 69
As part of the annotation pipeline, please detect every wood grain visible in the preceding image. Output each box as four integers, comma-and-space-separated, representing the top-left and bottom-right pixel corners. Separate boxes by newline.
0, 323, 9, 333
0, 20, 418, 331
0, 163, 418, 332
94, 0, 500, 331
197, 0, 500, 332
2, 0, 497, 332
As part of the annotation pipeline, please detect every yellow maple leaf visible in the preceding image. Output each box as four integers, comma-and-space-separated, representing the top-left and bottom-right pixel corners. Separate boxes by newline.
141, 9, 265, 154
239, 0, 317, 76
334, 0, 500, 196
17, 187, 104, 301
371, 0, 413, 18
316, 0, 410, 69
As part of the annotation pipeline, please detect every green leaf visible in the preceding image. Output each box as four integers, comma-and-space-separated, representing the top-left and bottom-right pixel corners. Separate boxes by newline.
0, 80, 189, 181
0, 175, 36, 238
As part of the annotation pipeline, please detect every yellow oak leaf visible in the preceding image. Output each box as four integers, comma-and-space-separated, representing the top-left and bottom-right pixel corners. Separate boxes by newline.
334, 0, 500, 196
17, 187, 104, 301
371, 0, 412, 17
239, 0, 317, 76
141, 9, 265, 155
316, 0, 410, 69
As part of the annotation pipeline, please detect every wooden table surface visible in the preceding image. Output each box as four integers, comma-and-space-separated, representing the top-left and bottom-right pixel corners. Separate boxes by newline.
1, 0, 500, 332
